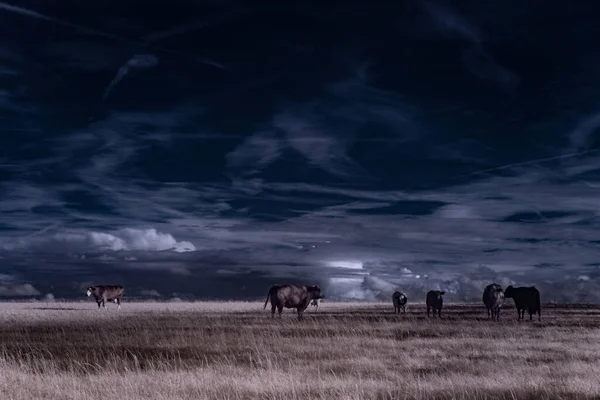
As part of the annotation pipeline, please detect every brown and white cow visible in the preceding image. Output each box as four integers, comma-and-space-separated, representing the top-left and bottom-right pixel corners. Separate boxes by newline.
86, 285, 124, 310
392, 291, 408, 314
482, 283, 505, 321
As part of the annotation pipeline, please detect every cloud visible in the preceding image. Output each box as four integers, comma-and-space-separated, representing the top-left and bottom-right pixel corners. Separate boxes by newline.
420, 1, 518, 89
274, 111, 366, 178
226, 131, 284, 175
0, 2, 138, 45
461, 47, 519, 90
568, 113, 600, 152
139, 289, 161, 297
326, 260, 364, 270
102, 54, 159, 101
43, 293, 55, 302
421, 1, 481, 43
225, 63, 418, 183
0, 228, 195, 253
0, 283, 40, 297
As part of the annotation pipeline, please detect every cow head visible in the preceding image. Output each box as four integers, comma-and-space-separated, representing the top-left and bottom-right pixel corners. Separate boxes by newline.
504, 285, 514, 298
86, 286, 95, 297
434, 291, 445, 301
308, 285, 323, 300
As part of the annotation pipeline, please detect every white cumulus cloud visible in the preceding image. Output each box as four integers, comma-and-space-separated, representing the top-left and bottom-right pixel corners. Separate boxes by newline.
0, 228, 196, 253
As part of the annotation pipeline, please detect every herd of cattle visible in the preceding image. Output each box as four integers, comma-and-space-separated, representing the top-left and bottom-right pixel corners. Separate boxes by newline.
86, 282, 542, 321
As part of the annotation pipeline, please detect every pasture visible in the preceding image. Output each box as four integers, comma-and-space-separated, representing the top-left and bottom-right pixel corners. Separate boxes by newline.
0, 301, 599, 399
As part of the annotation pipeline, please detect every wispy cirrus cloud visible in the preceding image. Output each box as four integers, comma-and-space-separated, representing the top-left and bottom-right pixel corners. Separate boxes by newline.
226, 130, 284, 176
227, 66, 418, 181
420, 0, 519, 90
102, 54, 158, 101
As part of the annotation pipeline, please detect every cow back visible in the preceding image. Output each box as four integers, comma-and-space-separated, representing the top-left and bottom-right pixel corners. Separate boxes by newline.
95, 285, 124, 300
273, 285, 311, 307
505, 286, 539, 311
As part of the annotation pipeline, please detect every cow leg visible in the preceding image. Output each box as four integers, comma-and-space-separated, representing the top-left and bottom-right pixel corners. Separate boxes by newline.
402, 305, 406, 314
427, 306, 430, 318
277, 305, 283, 318
97, 301, 101, 310
116, 297, 121, 311
438, 308, 441, 318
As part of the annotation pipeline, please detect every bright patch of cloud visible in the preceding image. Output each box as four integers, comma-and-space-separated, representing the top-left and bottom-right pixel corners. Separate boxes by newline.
326, 260, 363, 269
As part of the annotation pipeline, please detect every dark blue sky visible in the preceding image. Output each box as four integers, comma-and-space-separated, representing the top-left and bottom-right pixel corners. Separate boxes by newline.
1, 0, 600, 302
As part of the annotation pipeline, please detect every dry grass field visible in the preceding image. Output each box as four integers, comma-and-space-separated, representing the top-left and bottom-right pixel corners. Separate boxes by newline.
0, 301, 599, 400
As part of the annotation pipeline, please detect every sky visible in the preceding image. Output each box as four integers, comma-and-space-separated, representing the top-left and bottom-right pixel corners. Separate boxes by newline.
1, 1, 600, 303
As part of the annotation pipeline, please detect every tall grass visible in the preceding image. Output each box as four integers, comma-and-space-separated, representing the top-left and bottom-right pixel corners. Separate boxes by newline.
0, 301, 599, 399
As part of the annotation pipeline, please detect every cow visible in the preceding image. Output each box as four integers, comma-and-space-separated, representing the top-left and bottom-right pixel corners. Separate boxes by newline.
86, 285, 124, 310
263, 284, 323, 320
426, 290, 445, 318
482, 283, 505, 321
392, 291, 407, 314
504, 285, 541, 321
310, 298, 320, 311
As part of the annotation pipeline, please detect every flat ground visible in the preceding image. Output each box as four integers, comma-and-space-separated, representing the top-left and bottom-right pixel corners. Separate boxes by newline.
0, 301, 599, 400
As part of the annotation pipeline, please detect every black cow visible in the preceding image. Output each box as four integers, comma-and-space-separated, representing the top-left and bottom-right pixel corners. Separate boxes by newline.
86, 285, 124, 310
504, 285, 540, 321
426, 290, 445, 317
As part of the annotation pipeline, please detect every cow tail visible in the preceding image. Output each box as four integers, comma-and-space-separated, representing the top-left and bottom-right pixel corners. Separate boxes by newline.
263, 286, 272, 309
